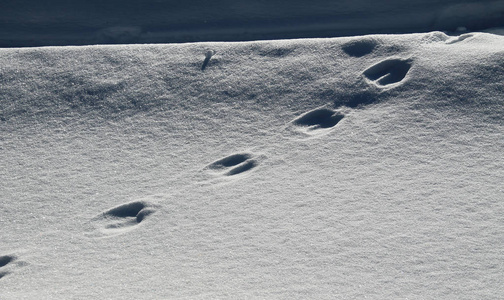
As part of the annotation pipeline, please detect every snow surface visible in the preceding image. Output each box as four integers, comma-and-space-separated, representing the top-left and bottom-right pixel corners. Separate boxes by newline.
1, 31, 504, 298
1, 0, 504, 47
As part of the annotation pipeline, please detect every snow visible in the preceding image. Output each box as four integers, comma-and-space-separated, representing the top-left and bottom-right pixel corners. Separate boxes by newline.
1, 19, 504, 300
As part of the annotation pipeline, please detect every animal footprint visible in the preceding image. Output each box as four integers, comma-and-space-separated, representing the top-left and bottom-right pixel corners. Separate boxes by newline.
290, 108, 344, 135
342, 38, 377, 57
445, 33, 474, 44
206, 153, 259, 176
363, 58, 412, 88
89, 201, 158, 237
0, 255, 17, 279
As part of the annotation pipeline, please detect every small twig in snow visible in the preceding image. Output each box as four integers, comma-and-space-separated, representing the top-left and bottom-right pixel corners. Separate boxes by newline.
201, 50, 215, 71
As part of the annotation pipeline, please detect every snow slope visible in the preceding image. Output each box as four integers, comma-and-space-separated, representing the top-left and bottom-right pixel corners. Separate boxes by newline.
1, 31, 504, 298
1, 0, 504, 47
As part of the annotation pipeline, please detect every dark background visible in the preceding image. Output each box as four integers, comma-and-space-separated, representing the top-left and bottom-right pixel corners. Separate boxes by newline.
1, 0, 503, 47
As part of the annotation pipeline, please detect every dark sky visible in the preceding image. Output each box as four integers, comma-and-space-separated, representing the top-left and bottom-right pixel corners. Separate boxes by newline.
1, 0, 503, 47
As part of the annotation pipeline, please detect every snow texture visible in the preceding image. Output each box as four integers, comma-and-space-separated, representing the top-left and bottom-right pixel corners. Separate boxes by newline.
1, 31, 504, 299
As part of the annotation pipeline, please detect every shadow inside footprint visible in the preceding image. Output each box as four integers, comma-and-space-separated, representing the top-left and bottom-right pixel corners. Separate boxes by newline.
207, 153, 259, 177
103, 201, 154, 224
0, 256, 15, 268
208, 153, 252, 170
226, 160, 257, 176
363, 58, 412, 87
342, 39, 377, 57
0, 255, 16, 279
293, 108, 344, 131
90, 201, 157, 237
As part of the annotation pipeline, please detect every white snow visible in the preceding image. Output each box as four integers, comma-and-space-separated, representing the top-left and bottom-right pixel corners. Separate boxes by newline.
1, 29, 503, 298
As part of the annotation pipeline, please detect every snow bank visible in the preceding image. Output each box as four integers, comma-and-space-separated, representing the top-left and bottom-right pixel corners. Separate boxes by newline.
1, 31, 503, 299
